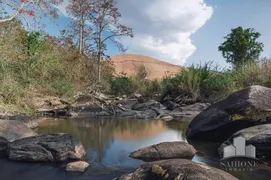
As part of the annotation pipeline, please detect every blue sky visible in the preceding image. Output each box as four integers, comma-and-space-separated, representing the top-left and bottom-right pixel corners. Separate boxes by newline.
19, 0, 271, 68
187, 0, 271, 67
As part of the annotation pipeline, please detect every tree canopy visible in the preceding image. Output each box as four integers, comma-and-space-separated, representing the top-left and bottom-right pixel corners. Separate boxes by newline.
218, 26, 264, 68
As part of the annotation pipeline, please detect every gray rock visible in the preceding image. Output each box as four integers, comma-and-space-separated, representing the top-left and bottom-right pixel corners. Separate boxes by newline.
160, 115, 174, 121
118, 110, 138, 117
0, 120, 37, 142
218, 124, 271, 160
119, 159, 238, 180
66, 161, 90, 173
179, 102, 210, 112
0, 137, 8, 156
132, 100, 165, 111
0, 111, 38, 129
130, 142, 196, 161
166, 103, 210, 122
7, 133, 86, 162
135, 109, 158, 120
21, 119, 39, 129
120, 99, 138, 109
187, 86, 271, 140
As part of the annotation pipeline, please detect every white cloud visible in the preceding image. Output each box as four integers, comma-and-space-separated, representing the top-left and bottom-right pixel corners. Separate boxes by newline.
56, 0, 213, 65
117, 0, 213, 65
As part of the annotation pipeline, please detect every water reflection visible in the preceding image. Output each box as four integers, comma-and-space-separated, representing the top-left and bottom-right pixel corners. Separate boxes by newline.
38, 118, 187, 168
37, 118, 271, 180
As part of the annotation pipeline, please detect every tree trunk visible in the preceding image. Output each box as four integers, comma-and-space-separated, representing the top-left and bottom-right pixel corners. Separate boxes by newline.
97, 32, 102, 83
79, 12, 84, 54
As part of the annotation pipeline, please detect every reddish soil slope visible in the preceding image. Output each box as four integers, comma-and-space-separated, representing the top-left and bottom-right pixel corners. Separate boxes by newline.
109, 54, 184, 80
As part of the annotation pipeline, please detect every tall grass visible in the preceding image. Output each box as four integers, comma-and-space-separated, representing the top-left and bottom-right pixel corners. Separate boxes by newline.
0, 20, 99, 113
162, 60, 271, 102
162, 62, 233, 102
232, 60, 271, 89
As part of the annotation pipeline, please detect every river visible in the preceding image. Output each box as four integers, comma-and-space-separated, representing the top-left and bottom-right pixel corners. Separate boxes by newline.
0, 117, 271, 180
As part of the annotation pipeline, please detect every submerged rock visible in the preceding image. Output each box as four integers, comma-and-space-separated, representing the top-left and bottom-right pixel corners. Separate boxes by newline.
0, 120, 37, 142
66, 161, 90, 173
119, 159, 238, 180
7, 133, 86, 162
186, 85, 271, 140
130, 142, 196, 161
218, 124, 271, 160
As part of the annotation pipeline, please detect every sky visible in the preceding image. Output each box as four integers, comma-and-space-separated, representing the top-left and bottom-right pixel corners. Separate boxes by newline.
25, 0, 271, 67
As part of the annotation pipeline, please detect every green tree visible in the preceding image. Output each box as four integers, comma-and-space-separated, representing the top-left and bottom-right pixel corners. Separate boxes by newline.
218, 26, 264, 68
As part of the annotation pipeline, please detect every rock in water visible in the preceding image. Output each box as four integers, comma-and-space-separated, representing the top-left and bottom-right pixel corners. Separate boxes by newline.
0, 137, 8, 156
218, 124, 271, 160
186, 85, 271, 140
130, 142, 196, 161
132, 100, 165, 111
66, 161, 90, 173
119, 159, 238, 180
0, 120, 37, 142
169, 103, 210, 121
7, 133, 86, 162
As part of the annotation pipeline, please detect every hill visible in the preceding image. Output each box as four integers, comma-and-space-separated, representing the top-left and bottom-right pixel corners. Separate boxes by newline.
109, 54, 183, 80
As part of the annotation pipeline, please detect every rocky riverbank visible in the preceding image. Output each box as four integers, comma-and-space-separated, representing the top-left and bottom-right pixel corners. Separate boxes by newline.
35, 87, 210, 123
1, 85, 271, 179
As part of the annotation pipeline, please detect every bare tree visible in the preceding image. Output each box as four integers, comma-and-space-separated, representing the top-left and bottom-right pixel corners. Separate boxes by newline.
0, 0, 63, 23
90, 0, 133, 82
66, 0, 92, 54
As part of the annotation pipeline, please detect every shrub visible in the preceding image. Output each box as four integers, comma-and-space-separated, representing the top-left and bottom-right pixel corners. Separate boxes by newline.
145, 79, 162, 97
50, 78, 75, 97
232, 60, 271, 89
163, 62, 233, 102
109, 76, 132, 95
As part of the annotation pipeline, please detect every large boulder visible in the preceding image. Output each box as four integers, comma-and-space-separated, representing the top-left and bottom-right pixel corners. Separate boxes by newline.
7, 133, 86, 162
218, 124, 271, 160
186, 86, 271, 140
130, 142, 196, 161
119, 159, 238, 180
0, 120, 37, 142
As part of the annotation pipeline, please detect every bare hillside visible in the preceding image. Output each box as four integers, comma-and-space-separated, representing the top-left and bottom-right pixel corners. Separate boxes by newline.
109, 54, 183, 80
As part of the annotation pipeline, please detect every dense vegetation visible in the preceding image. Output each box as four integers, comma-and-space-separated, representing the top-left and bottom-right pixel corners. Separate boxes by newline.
0, 20, 113, 113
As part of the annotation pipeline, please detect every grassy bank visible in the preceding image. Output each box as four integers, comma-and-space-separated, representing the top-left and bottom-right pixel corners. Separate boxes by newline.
109, 60, 271, 102
0, 20, 107, 113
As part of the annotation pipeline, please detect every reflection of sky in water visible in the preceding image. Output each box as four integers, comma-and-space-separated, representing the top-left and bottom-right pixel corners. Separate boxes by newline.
103, 130, 186, 167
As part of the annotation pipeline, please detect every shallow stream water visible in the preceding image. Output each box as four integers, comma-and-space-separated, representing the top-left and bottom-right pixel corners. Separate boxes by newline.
0, 117, 271, 180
